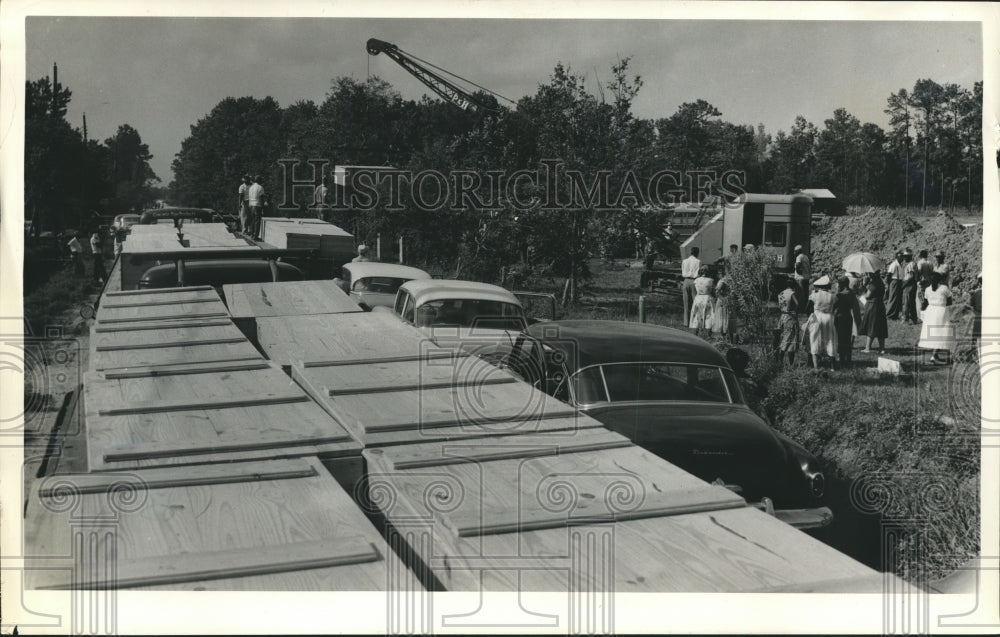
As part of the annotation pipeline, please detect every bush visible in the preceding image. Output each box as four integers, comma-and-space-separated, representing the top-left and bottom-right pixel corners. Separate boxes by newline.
725, 248, 779, 357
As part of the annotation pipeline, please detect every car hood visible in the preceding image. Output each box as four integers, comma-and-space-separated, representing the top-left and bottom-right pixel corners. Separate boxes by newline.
584, 402, 804, 504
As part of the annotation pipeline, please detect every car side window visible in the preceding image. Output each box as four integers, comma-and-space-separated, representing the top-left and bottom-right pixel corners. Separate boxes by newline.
393, 290, 407, 316
401, 294, 415, 323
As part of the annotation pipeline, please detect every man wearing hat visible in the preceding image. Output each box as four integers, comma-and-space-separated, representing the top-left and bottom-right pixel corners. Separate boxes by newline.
793, 244, 810, 313
885, 251, 904, 320
237, 174, 251, 233
933, 251, 951, 287
901, 247, 919, 324
352, 244, 372, 263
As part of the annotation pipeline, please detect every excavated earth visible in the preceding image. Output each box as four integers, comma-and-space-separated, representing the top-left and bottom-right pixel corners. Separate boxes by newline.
811, 208, 982, 302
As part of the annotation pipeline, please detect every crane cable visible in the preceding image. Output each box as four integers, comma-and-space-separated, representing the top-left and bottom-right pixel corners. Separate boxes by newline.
395, 45, 518, 108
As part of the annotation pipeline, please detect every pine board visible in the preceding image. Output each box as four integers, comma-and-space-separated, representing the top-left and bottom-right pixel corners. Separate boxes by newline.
363, 439, 880, 592
292, 357, 594, 447
23, 457, 415, 591
83, 361, 360, 470
89, 318, 260, 372
223, 280, 362, 319
257, 312, 425, 367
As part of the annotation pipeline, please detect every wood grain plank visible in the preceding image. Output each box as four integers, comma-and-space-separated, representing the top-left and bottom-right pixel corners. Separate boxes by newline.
100, 360, 270, 379
38, 537, 380, 589
379, 429, 633, 470
444, 485, 746, 537
95, 336, 247, 352
105, 285, 215, 296
94, 319, 234, 332
38, 460, 318, 495
326, 373, 517, 396
100, 297, 219, 309
96, 311, 230, 324
100, 430, 352, 463
301, 351, 467, 368
98, 392, 309, 416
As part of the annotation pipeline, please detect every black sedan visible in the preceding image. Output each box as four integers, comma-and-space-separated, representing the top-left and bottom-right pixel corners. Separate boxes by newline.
500, 320, 832, 529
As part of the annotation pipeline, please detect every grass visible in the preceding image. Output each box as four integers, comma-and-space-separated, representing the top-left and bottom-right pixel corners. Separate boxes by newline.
23, 261, 98, 335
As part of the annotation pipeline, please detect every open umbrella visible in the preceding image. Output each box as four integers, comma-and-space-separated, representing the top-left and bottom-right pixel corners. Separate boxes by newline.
842, 252, 884, 274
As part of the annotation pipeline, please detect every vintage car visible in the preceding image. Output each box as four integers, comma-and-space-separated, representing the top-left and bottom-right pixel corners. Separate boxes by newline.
333, 262, 431, 310
382, 279, 528, 358
500, 319, 832, 529
137, 259, 304, 290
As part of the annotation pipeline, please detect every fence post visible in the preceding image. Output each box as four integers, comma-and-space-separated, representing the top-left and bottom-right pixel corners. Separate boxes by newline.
377, 233, 382, 261
399, 236, 404, 264
638, 295, 646, 323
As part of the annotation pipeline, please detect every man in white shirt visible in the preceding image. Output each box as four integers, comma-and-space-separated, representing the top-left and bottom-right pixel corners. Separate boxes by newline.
885, 251, 904, 320
793, 245, 811, 313
66, 233, 84, 276
237, 174, 251, 233
681, 247, 701, 325
247, 175, 265, 240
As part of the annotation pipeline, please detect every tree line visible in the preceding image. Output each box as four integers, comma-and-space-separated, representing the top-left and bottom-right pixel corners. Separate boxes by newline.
24, 68, 160, 236
167, 63, 981, 290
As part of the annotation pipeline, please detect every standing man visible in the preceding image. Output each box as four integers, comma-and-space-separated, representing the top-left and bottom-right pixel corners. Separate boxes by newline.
90, 227, 107, 283
681, 246, 701, 326
793, 244, 811, 313
247, 175, 265, 240
314, 176, 329, 220
933, 250, 951, 287
901, 248, 918, 324
352, 244, 372, 263
238, 174, 251, 234
66, 232, 84, 276
885, 251, 904, 320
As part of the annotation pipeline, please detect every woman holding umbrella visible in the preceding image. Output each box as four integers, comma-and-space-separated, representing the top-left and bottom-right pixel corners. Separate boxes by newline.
843, 252, 888, 355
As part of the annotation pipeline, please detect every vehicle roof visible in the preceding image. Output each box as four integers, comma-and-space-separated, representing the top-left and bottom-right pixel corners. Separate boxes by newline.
737, 193, 813, 204
400, 279, 522, 307
525, 320, 730, 370
343, 262, 431, 280
115, 213, 141, 220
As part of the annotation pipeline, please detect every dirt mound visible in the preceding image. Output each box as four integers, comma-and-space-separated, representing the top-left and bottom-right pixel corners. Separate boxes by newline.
920, 210, 967, 236
811, 208, 981, 303
811, 208, 922, 271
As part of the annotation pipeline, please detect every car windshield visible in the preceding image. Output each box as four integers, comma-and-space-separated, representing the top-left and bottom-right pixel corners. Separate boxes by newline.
415, 299, 526, 331
353, 276, 409, 294
571, 363, 743, 404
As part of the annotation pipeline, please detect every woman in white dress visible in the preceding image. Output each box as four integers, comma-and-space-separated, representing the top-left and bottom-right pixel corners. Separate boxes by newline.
918, 271, 955, 364
806, 275, 838, 370
689, 265, 715, 337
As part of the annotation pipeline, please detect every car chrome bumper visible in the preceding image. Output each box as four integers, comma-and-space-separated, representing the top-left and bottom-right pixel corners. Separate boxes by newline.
751, 499, 833, 529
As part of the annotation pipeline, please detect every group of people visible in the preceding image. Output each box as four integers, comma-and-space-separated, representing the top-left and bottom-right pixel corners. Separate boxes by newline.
776, 246, 970, 369
681, 247, 736, 341
236, 174, 267, 240
66, 228, 108, 283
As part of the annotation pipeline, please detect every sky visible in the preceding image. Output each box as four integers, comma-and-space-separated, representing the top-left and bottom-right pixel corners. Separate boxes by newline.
25, 16, 983, 184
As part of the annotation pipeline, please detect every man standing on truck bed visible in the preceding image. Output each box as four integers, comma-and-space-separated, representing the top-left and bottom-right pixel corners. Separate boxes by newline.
247, 174, 265, 240
681, 247, 701, 325
237, 174, 251, 233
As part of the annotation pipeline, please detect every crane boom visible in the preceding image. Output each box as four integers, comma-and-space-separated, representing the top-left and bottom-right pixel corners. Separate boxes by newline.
366, 38, 482, 111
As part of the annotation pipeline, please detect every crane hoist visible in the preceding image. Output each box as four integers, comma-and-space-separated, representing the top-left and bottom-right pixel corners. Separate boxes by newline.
366, 38, 513, 112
